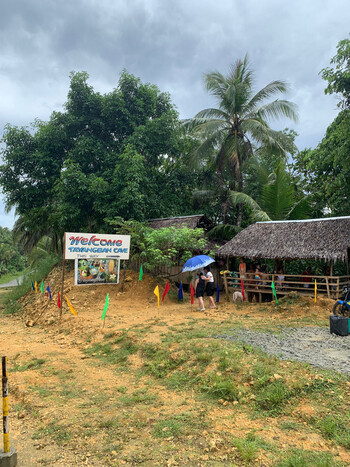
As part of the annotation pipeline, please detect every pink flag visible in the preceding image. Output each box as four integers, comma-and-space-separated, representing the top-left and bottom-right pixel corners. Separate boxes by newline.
240, 279, 246, 301
162, 281, 170, 301
190, 283, 194, 305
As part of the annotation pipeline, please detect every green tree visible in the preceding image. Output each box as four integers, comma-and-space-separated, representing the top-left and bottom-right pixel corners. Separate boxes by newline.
0, 71, 198, 252
185, 56, 298, 225
230, 160, 310, 221
321, 37, 350, 109
293, 110, 350, 216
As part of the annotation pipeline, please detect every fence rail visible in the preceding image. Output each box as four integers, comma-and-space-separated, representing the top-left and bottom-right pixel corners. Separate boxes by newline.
222, 272, 350, 302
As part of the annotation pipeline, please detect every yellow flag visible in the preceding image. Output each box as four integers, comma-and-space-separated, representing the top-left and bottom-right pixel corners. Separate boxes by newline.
154, 286, 160, 308
314, 279, 317, 303
34, 281, 38, 293
65, 296, 78, 316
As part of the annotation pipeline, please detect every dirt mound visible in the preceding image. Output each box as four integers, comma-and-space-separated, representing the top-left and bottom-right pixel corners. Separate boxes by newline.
19, 265, 169, 328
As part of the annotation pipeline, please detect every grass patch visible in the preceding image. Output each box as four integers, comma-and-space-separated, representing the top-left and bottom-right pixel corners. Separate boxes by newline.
32, 420, 72, 444
11, 358, 46, 372
232, 432, 274, 464
118, 388, 159, 406
274, 448, 343, 466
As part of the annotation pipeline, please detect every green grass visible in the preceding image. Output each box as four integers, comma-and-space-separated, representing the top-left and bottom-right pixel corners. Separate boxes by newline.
274, 449, 344, 466
11, 358, 46, 372
32, 420, 72, 444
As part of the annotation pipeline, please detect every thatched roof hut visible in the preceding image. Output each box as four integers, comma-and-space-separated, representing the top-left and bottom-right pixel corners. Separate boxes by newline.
218, 216, 350, 262
148, 214, 214, 232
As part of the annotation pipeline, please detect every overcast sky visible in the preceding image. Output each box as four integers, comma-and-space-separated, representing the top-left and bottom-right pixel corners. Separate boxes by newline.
0, 0, 349, 228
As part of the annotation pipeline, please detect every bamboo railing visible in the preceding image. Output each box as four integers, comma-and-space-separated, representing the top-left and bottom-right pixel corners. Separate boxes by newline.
222, 272, 350, 302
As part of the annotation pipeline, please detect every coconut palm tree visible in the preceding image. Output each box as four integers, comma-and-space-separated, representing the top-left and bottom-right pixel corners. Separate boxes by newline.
185, 56, 298, 225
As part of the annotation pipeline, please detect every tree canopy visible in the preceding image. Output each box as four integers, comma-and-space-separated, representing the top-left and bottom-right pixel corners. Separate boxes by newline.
0, 71, 199, 251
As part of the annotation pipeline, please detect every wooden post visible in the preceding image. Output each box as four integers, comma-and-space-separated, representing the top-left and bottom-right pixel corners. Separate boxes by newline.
337, 276, 340, 298
60, 235, 65, 320
2, 356, 9, 453
326, 276, 330, 299
223, 274, 229, 300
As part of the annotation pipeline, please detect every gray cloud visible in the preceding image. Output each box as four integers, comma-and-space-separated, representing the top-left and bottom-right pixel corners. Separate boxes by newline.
0, 0, 349, 227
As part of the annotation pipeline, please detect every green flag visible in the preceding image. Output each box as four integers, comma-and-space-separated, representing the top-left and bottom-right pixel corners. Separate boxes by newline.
139, 264, 143, 281
40, 280, 44, 293
101, 294, 109, 321
271, 281, 278, 304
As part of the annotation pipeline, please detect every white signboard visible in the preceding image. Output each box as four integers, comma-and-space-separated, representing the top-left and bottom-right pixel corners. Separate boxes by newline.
65, 232, 130, 260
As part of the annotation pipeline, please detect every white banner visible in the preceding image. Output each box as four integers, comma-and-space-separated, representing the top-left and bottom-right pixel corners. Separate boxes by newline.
65, 232, 130, 260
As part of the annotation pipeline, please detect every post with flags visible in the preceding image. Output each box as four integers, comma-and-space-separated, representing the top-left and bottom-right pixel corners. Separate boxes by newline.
65, 296, 78, 317
216, 283, 220, 303
154, 286, 160, 317
240, 279, 245, 302
162, 281, 170, 302
190, 283, 194, 310
314, 279, 317, 304
178, 282, 183, 301
271, 281, 278, 304
101, 294, 109, 328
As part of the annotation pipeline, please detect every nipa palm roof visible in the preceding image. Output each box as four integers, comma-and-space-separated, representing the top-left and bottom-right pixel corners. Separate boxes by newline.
218, 216, 350, 262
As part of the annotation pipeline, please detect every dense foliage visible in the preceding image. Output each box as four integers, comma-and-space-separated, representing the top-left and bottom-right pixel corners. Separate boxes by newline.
0, 227, 26, 276
0, 71, 200, 252
2, 39, 350, 259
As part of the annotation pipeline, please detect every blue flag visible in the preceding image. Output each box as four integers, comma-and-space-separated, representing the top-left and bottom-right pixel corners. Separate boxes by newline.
31, 280, 35, 291
216, 283, 220, 303
178, 282, 183, 300
46, 284, 52, 300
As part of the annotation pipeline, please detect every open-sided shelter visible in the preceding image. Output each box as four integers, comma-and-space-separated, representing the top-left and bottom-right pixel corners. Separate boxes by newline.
218, 216, 350, 300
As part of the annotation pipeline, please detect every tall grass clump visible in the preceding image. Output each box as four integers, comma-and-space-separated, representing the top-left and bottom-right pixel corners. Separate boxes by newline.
4, 252, 61, 313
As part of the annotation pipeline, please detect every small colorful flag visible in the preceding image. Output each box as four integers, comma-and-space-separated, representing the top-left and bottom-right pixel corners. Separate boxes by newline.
46, 284, 52, 300
57, 291, 61, 309
162, 281, 170, 301
216, 283, 220, 303
190, 283, 194, 305
40, 280, 44, 293
139, 265, 143, 281
178, 282, 183, 300
240, 279, 246, 301
65, 296, 78, 316
271, 281, 278, 304
314, 279, 317, 303
31, 280, 35, 291
154, 286, 160, 308
34, 281, 38, 293
101, 293, 109, 321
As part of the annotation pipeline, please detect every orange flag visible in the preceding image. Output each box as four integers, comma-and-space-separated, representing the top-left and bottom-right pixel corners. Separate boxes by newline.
65, 296, 78, 316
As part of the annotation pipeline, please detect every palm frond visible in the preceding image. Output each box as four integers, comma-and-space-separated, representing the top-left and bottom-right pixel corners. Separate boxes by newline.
244, 81, 290, 113
229, 191, 271, 221
256, 100, 298, 123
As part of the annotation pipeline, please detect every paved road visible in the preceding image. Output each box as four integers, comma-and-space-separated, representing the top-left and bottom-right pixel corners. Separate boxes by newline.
0, 275, 24, 288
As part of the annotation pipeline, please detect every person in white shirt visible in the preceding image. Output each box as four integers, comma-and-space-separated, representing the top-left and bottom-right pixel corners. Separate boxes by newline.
204, 266, 216, 309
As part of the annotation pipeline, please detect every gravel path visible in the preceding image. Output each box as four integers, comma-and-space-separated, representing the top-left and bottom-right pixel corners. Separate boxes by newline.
215, 327, 350, 375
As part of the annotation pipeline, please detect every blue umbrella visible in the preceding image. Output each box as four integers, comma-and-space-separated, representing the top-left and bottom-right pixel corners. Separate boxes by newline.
182, 255, 215, 273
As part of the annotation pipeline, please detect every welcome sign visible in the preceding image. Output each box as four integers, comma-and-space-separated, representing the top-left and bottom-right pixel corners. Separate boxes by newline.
64, 232, 131, 260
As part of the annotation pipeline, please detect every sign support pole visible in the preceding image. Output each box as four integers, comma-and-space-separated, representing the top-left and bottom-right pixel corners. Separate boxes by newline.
60, 235, 65, 320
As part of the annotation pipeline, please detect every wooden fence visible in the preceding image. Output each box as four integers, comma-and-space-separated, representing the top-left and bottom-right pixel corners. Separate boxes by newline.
222, 272, 350, 302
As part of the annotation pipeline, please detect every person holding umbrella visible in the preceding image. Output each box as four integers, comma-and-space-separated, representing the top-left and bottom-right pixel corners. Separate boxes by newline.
195, 271, 206, 311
